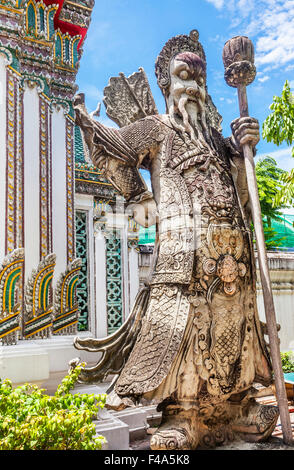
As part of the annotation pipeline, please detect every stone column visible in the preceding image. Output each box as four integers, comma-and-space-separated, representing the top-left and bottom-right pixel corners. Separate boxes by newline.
0, 54, 7, 262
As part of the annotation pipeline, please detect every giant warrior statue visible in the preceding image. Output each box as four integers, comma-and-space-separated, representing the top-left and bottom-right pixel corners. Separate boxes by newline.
73, 30, 279, 449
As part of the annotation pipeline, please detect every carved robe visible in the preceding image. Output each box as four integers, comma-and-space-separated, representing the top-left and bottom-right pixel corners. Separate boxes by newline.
89, 113, 273, 406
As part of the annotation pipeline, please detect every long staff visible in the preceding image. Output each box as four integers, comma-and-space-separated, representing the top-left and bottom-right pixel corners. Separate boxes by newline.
223, 36, 293, 445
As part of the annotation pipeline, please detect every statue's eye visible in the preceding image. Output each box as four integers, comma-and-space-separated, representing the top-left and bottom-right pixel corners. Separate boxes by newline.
179, 70, 189, 80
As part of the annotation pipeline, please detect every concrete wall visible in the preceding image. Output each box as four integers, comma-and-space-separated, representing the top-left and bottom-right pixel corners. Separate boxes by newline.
256, 252, 294, 351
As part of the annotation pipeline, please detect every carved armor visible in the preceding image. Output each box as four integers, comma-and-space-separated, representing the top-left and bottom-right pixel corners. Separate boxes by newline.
104, 114, 273, 400
73, 30, 278, 449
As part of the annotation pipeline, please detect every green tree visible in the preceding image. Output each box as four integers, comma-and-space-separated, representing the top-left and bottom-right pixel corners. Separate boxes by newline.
0, 363, 107, 450
255, 156, 286, 249
262, 80, 294, 207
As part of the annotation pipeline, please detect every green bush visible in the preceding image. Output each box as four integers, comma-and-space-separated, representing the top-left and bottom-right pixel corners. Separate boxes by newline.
0, 363, 107, 450
281, 351, 294, 373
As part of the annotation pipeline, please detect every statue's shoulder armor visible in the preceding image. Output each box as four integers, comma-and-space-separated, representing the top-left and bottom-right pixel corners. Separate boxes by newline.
210, 127, 243, 160
119, 115, 166, 154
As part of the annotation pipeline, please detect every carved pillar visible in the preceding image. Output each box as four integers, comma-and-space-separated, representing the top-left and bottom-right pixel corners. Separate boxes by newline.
65, 115, 75, 264
39, 93, 52, 258
0, 51, 7, 263
0, 51, 24, 344
0, 249, 24, 345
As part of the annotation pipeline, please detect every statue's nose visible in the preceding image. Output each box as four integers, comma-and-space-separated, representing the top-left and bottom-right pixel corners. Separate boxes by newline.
186, 87, 199, 97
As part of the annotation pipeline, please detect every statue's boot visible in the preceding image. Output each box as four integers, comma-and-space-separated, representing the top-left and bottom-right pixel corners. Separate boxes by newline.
150, 405, 200, 450
150, 394, 279, 450
230, 397, 279, 443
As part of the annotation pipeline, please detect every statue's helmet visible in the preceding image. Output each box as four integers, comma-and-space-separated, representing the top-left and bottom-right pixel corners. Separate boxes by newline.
155, 30, 223, 132
155, 30, 207, 96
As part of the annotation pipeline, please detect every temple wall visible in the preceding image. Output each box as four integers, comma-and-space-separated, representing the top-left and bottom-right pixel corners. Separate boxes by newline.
74, 192, 141, 340
0, 0, 92, 347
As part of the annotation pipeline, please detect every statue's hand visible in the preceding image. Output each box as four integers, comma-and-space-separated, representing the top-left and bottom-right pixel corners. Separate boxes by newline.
231, 116, 260, 150
73, 93, 88, 128
73, 92, 85, 108
130, 197, 158, 228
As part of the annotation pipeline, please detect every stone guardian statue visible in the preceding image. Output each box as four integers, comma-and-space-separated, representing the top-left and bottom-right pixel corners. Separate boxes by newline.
73, 30, 279, 450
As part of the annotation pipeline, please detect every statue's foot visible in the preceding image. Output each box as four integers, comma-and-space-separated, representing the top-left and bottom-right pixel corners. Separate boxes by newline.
150, 406, 199, 450
231, 400, 279, 442
150, 427, 191, 450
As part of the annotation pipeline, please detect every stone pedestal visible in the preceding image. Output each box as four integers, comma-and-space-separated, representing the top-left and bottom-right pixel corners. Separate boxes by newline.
0, 342, 49, 386
0, 334, 97, 387
94, 407, 130, 450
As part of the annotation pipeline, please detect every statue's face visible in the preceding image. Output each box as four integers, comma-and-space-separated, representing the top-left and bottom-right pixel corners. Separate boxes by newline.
168, 52, 206, 113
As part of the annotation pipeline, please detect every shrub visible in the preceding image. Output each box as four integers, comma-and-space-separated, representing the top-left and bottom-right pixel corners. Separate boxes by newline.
281, 351, 294, 373
0, 363, 107, 450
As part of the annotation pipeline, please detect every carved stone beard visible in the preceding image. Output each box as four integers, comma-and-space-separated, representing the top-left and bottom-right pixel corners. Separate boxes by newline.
167, 93, 211, 150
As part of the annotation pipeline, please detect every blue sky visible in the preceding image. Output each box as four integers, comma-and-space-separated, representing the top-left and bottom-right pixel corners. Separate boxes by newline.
76, 0, 294, 182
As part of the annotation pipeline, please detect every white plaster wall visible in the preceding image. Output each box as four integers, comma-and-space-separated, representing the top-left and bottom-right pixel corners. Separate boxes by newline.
129, 247, 140, 312
23, 85, 40, 279
51, 108, 67, 286
257, 274, 294, 352
94, 226, 108, 338
121, 224, 130, 320
0, 57, 6, 262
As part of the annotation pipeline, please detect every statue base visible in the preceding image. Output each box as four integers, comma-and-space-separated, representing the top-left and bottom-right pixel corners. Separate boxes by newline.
150, 398, 279, 450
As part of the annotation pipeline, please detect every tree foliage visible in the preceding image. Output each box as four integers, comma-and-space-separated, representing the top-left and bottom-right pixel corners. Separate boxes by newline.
0, 363, 107, 450
256, 156, 286, 224
281, 351, 294, 373
262, 80, 294, 207
262, 80, 294, 153
255, 156, 286, 248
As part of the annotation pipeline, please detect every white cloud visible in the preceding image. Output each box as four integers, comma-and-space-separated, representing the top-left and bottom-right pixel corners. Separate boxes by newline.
81, 84, 103, 101
98, 116, 118, 128
286, 64, 294, 72
258, 75, 270, 83
258, 147, 294, 172
204, 0, 294, 72
205, 0, 224, 9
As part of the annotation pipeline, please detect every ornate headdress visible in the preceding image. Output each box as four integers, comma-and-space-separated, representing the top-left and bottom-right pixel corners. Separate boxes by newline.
155, 30, 206, 94
155, 30, 222, 132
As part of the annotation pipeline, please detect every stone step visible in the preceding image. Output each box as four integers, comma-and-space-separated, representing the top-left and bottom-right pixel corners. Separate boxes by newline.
93, 405, 162, 450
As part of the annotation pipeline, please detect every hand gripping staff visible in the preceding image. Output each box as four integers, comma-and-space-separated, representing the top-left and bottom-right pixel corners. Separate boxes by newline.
223, 35, 293, 446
